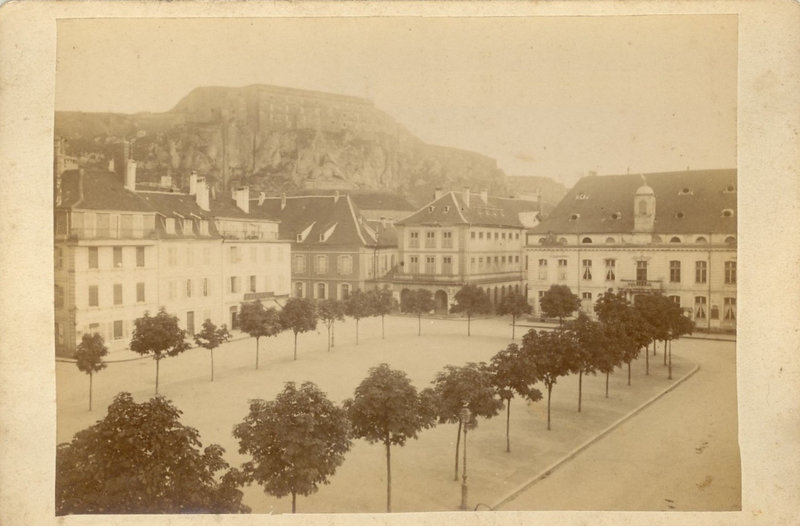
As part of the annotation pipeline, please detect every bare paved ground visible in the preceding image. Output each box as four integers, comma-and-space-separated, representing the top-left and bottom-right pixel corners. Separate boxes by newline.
56, 315, 735, 513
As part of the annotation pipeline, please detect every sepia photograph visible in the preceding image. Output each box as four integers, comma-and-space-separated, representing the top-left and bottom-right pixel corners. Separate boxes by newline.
1, 1, 798, 525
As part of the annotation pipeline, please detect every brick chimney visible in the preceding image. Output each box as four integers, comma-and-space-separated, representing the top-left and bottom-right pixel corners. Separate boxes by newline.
258, 192, 266, 206
434, 187, 444, 200
124, 160, 137, 192
234, 186, 249, 213
195, 177, 210, 211
189, 171, 198, 195
281, 192, 287, 210
462, 186, 471, 207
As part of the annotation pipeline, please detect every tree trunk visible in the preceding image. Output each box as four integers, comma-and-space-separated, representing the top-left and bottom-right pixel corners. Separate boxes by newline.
293, 332, 298, 360
605, 371, 609, 398
88, 371, 93, 411
627, 361, 631, 386
578, 371, 583, 412
511, 314, 516, 340
355, 319, 359, 345
467, 313, 471, 336
327, 324, 331, 352
664, 340, 668, 365
332, 322, 335, 348
645, 343, 650, 375
385, 440, 392, 513
653, 340, 657, 356
506, 398, 511, 452
668, 339, 673, 380
418, 312, 421, 336
292, 491, 296, 513
210, 348, 215, 382
155, 357, 160, 395
547, 383, 553, 430
454, 420, 462, 481
255, 336, 260, 370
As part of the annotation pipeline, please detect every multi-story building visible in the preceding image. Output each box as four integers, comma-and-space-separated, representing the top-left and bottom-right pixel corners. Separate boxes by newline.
249, 193, 397, 300
54, 162, 292, 355
525, 169, 737, 330
392, 188, 540, 313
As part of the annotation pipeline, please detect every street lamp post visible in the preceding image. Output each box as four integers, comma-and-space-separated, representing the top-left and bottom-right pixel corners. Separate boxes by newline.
459, 406, 471, 511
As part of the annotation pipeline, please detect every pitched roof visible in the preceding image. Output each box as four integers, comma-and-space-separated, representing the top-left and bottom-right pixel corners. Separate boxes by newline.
396, 191, 538, 228
531, 169, 737, 235
59, 169, 153, 212
249, 195, 383, 247
287, 190, 415, 212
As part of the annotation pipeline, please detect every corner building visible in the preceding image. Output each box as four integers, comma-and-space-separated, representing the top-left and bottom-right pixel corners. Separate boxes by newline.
525, 169, 737, 330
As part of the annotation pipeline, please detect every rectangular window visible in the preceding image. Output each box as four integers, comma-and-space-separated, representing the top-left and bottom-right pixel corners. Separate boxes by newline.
88, 247, 98, 269
202, 278, 209, 297
502, 233, 506, 240
669, 260, 681, 283
55, 247, 63, 269
113, 284, 122, 305
136, 246, 145, 267
694, 296, 707, 319
199, 220, 209, 235
669, 295, 681, 306
55, 285, 64, 308
710, 304, 720, 320
136, 282, 145, 303
316, 255, 328, 274
183, 219, 194, 236
409, 256, 419, 274
250, 275, 257, 293
501, 256, 507, 264
230, 246, 240, 264
558, 259, 567, 280
470, 257, 476, 271
88, 285, 99, 306
479, 232, 484, 240
604, 259, 616, 281
113, 320, 123, 340
582, 260, 592, 281
724, 297, 736, 321
340, 283, 350, 300
186, 311, 195, 335
442, 231, 453, 248
636, 261, 648, 282
581, 292, 592, 300
294, 255, 306, 273
113, 247, 123, 267
409, 231, 420, 248
525, 255, 529, 271
471, 232, 476, 239
425, 256, 436, 274
168, 247, 177, 266
230, 276, 239, 293
725, 261, 736, 284
696, 261, 708, 283
425, 231, 436, 248
165, 218, 175, 234
442, 256, 453, 275
186, 279, 193, 298
317, 283, 326, 300
337, 255, 353, 275
168, 280, 177, 300
294, 282, 304, 298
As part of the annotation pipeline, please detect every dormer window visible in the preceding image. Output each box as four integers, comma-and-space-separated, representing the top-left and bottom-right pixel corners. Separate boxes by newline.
723, 184, 736, 194
611, 212, 622, 220
182, 219, 193, 235
165, 218, 175, 234
318, 223, 338, 243
575, 192, 589, 200
296, 222, 316, 243
581, 237, 592, 244
725, 236, 737, 244
569, 213, 580, 221
679, 187, 693, 196
670, 236, 682, 243
696, 236, 708, 244
722, 209, 734, 218
428, 206, 435, 213
443, 205, 450, 213
199, 220, 209, 235
296, 234, 303, 242
675, 211, 685, 219
605, 237, 615, 244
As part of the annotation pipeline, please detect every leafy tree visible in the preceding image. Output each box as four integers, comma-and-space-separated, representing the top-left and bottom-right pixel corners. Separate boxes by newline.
539, 284, 580, 327
521, 328, 576, 430
239, 300, 283, 370
450, 284, 492, 336
194, 319, 230, 381
74, 332, 108, 411
343, 363, 437, 512
368, 286, 398, 339
56, 392, 248, 515
233, 381, 352, 513
632, 294, 669, 375
344, 289, 375, 345
130, 308, 190, 395
496, 291, 532, 340
595, 291, 651, 386
279, 298, 317, 361
431, 362, 503, 479
566, 313, 605, 412
489, 344, 543, 452
665, 304, 695, 379
317, 299, 345, 352
594, 322, 625, 398
402, 289, 435, 336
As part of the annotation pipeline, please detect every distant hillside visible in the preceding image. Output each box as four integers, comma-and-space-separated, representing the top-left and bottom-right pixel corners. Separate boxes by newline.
504, 175, 567, 215
55, 84, 506, 205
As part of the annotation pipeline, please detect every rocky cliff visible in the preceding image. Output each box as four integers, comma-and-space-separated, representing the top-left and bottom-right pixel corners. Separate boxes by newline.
55, 84, 509, 206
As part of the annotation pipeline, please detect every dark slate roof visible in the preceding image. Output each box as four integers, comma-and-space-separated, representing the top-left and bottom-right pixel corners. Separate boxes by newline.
396, 192, 537, 228
248, 195, 380, 247
531, 169, 737, 235
287, 190, 415, 212
136, 191, 220, 238
59, 169, 153, 212
365, 220, 399, 247
208, 196, 255, 220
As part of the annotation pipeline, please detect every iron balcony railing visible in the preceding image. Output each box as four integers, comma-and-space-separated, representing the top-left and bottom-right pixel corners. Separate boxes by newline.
220, 230, 279, 240
65, 228, 157, 240
620, 279, 663, 290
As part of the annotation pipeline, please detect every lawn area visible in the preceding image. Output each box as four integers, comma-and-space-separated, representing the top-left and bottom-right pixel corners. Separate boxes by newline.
56, 314, 700, 514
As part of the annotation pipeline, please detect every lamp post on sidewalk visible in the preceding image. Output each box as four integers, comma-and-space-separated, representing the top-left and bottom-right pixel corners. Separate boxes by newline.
459, 405, 471, 510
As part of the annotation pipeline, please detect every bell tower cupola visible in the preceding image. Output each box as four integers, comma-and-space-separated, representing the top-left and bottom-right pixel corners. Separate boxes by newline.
633, 175, 656, 233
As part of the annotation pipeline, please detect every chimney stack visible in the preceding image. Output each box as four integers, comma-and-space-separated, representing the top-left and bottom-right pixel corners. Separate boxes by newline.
124, 160, 137, 192
108, 158, 115, 173
281, 192, 287, 210
258, 192, 266, 206
189, 171, 198, 195
480, 189, 488, 204
434, 187, 444, 200
334, 190, 340, 203
195, 177, 210, 211
462, 186, 471, 207
160, 174, 172, 189
234, 186, 250, 213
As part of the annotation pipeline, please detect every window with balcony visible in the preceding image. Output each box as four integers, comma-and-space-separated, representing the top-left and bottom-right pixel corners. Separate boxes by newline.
338, 255, 353, 275
136, 246, 145, 267
137, 282, 145, 303
316, 255, 329, 274
88, 247, 98, 269
443, 231, 453, 248
250, 275, 257, 293
294, 255, 306, 273
409, 256, 419, 274
669, 261, 681, 282
695, 261, 707, 284
425, 231, 436, 248
636, 261, 648, 282
694, 296, 707, 319
582, 259, 592, 280
558, 259, 567, 280
409, 231, 420, 248
425, 256, 436, 274
724, 297, 736, 321
442, 256, 453, 275
725, 261, 736, 284
113, 284, 122, 305
605, 259, 616, 281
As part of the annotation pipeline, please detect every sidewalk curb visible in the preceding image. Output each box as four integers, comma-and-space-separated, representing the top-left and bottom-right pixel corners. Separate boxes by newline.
490, 362, 702, 511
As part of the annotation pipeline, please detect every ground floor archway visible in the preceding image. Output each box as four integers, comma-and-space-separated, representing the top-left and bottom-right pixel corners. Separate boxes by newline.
434, 290, 448, 314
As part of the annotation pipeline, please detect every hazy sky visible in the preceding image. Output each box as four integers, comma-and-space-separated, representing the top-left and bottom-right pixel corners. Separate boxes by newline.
56, 16, 737, 186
